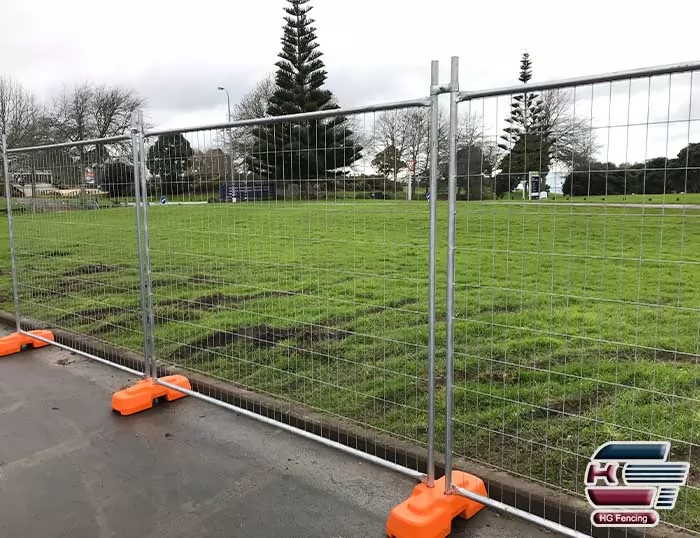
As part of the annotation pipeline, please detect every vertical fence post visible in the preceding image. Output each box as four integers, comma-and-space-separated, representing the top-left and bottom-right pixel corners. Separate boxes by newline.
112, 110, 192, 415
1, 134, 21, 333
131, 112, 152, 377
136, 111, 158, 380
444, 55, 460, 494
425, 60, 440, 489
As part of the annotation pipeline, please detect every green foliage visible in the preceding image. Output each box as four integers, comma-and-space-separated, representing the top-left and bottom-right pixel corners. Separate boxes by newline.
497, 53, 552, 195
146, 133, 194, 195
455, 145, 495, 200
372, 145, 406, 179
518, 52, 533, 83
246, 0, 362, 180
563, 143, 700, 195
97, 162, 133, 198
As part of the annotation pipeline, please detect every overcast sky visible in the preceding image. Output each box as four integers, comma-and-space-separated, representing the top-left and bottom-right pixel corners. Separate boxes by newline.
3, 0, 700, 165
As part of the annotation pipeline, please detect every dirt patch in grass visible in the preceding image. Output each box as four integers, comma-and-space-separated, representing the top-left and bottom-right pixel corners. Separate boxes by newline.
87, 322, 126, 336
657, 350, 700, 364
519, 384, 616, 422
484, 302, 522, 314
59, 305, 126, 322
151, 278, 180, 288
476, 370, 513, 383
40, 250, 73, 258
63, 263, 121, 277
159, 291, 295, 311
50, 279, 98, 296
188, 274, 224, 285
169, 299, 418, 361
173, 326, 292, 359
173, 324, 347, 360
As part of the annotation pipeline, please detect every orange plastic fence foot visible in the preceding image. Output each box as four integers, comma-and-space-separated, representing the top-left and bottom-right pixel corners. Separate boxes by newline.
111, 375, 191, 416
0, 330, 54, 357
386, 471, 487, 538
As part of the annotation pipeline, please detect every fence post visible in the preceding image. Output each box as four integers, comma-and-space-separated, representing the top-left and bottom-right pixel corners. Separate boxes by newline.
110, 110, 192, 416
130, 112, 152, 377
135, 110, 158, 380
444, 55, 460, 494
1, 133, 20, 333
425, 60, 440, 489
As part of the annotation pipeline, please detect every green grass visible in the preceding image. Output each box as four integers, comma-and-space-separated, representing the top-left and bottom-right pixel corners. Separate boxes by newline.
1, 199, 700, 530
539, 192, 700, 204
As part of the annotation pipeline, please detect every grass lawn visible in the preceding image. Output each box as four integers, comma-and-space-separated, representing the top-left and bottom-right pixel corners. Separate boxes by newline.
537, 192, 700, 205
1, 199, 699, 530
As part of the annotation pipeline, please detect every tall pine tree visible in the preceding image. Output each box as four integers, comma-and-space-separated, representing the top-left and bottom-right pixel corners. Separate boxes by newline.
246, 0, 362, 181
496, 53, 552, 195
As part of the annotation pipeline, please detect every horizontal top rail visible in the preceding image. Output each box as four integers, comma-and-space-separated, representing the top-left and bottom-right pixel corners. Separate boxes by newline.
7, 134, 130, 154
144, 96, 432, 138
459, 60, 700, 101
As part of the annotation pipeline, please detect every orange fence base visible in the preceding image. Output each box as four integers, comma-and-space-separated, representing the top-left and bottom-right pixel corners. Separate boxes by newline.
112, 375, 191, 416
0, 330, 54, 357
386, 471, 487, 538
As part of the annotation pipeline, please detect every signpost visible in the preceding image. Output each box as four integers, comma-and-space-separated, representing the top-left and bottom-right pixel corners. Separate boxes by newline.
407, 159, 416, 201
528, 171, 541, 200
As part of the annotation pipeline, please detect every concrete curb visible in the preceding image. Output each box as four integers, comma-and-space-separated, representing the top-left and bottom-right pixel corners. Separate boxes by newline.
0, 310, 690, 538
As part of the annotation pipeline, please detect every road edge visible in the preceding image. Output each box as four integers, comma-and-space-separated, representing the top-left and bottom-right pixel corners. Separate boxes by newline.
0, 311, 691, 538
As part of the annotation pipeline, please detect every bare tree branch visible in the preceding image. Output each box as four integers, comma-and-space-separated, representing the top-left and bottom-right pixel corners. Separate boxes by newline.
0, 76, 46, 148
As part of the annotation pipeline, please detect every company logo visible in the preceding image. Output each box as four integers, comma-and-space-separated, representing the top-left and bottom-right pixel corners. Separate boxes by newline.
586, 441, 690, 528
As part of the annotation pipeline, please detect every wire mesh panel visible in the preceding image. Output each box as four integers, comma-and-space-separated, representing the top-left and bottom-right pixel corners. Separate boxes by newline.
2, 138, 146, 367
453, 68, 700, 533
139, 104, 436, 466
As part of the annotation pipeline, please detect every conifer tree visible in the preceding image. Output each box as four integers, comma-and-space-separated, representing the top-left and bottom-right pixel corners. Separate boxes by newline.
497, 53, 552, 194
246, 0, 362, 181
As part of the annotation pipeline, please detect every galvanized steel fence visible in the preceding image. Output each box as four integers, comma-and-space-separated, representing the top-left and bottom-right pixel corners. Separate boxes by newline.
3, 57, 700, 537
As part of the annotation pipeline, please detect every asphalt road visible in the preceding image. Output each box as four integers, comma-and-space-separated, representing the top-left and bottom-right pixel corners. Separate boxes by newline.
0, 329, 560, 538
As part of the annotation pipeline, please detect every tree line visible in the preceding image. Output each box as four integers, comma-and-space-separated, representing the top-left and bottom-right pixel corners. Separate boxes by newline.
562, 144, 700, 196
213, 3, 600, 202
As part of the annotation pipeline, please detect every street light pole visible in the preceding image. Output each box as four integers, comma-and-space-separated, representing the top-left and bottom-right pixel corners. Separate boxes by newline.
217, 86, 231, 122
217, 86, 235, 192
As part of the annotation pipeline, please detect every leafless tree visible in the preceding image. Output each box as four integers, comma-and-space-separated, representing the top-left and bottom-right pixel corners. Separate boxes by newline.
0, 76, 46, 148
93, 85, 144, 139
374, 108, 432, 182
48, 83, 145, 183
50, 83, 94, 143
222, 75, 275, 173
233, 74, 275, 120
50, 82, 144, 144
540, 88, 597, 169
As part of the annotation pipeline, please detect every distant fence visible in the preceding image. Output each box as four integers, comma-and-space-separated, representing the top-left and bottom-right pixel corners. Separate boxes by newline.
3, 57, 700, 537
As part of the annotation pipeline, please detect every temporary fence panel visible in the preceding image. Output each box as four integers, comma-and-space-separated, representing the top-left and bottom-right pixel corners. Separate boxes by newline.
135, 98, 440, 475
4, 56, 700, 538
449, 61, 700, 535
2, 136, 147, 375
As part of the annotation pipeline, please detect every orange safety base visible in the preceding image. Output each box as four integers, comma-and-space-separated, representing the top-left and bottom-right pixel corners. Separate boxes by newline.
0, 330, 54, 357
111, 375, 191, 416
386, 471, 487, 538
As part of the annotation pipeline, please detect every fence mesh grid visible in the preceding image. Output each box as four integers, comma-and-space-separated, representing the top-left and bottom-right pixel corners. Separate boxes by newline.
136, 107, 436, 465
3, 63, 700, 536
2, 141, 146, 368
453, 70, 700, 533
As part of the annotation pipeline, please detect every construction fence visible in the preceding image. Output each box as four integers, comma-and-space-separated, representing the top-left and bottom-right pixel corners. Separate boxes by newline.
3, 57, 700, 537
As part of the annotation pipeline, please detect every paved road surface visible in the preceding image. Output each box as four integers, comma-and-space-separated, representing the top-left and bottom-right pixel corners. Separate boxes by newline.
0, 329, 561, 538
